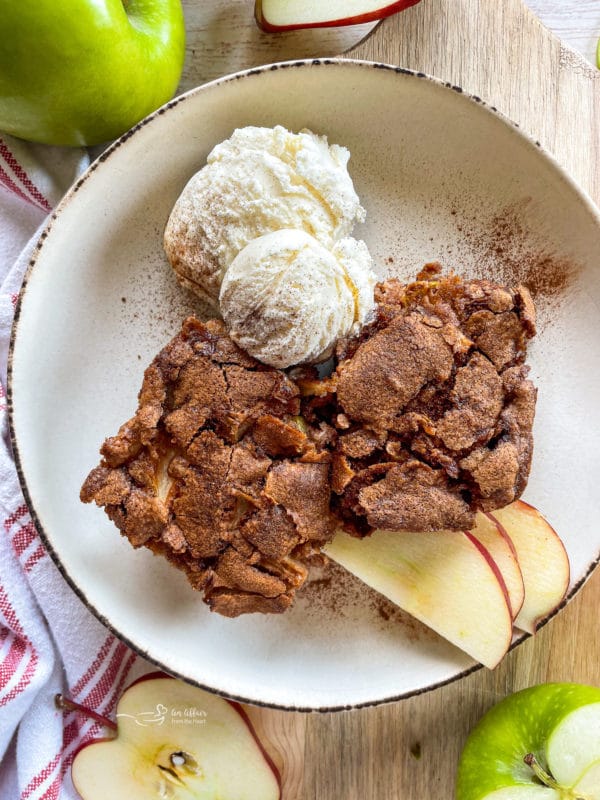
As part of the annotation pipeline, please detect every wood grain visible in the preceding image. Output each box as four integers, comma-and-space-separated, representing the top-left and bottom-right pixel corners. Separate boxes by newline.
525, 0, 600, 65
177, 0, 376, 91
179, 3, 600, 798
349, 0, 600, 204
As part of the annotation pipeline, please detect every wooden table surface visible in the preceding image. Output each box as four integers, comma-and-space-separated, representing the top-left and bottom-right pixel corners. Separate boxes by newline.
178, 3, 600, 798
526, 0, 600, 65
177, 0, 600, 92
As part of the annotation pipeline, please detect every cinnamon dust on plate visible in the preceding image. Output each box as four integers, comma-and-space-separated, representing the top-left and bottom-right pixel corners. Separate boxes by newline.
298, 561, 434, 643
461, 204, 579, 315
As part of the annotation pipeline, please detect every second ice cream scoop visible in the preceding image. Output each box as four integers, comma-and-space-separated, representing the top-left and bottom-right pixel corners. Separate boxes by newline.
164, 125, 365, 307
219, 229, 376, 369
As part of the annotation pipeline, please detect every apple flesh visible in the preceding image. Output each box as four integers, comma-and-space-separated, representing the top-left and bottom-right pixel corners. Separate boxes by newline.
489, 502, 570, 634
0, 0, 185, 146
469, 513, 525, 620
576, 759, 600, 797
546, 701, 600, 787
255, 0, 422, 32
324, 527, 513, 669
456, 683, 600, 800
326, 500, 570, 668
71, 675, 280, 800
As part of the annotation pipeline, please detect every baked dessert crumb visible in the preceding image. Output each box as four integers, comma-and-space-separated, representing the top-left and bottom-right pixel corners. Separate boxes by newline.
81, 317, 334, 617
302, 263, 536, 535
82, 266, 537, 615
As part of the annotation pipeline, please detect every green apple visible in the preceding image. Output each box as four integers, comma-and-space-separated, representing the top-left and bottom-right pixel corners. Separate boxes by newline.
456, 683, 600, 800
0, 0, 185, 146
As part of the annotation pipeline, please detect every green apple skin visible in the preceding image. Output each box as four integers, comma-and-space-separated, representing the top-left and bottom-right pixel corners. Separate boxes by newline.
456, 684, 600, 800
0, 0, 185, 146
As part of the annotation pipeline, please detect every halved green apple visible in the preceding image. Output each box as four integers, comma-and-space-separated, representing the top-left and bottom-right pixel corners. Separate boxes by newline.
456, 684, 600, 800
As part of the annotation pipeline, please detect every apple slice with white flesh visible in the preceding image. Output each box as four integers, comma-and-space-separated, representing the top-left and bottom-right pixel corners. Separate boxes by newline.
255, 0, 422, 32
574, 759, 600, 797
324, 528, 513, 669
546, 701, 600, 788
70, 674, 281, 800
469, 513, 525, 620
456, 684, 600, 800
489, 502, 570, 635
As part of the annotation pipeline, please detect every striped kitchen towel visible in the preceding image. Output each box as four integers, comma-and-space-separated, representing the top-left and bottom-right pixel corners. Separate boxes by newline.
0, 134, 149, 800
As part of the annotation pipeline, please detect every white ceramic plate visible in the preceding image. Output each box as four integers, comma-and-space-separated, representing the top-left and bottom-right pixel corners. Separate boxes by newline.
9, 60, 600, 711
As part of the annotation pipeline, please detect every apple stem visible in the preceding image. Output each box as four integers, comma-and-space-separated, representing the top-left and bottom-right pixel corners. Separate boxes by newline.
55, 694, 118, 732
524, 754, 592, 800
524, 754, 562, 791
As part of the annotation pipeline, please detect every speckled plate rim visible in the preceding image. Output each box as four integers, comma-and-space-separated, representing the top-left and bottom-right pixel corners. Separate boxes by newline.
8, 57, 600, 712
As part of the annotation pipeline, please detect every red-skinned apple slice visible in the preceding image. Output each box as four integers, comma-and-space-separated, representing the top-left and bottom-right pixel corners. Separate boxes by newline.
324, 528, 513, 669
71, 674, 281, 800
489, 501, 570, 635
468, 513, 525, 620
255, 0, 422, 32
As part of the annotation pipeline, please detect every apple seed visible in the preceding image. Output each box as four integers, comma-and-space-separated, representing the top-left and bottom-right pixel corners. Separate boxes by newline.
170, 750, 200, 775
157, 765, 185, 787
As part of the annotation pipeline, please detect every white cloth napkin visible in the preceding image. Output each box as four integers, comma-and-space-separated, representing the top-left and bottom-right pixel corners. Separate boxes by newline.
0, 134, 151, 800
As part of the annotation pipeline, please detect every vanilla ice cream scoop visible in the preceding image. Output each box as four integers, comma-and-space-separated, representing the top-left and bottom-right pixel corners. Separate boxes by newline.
219, 229, 376, 369
164, 125, 366, 306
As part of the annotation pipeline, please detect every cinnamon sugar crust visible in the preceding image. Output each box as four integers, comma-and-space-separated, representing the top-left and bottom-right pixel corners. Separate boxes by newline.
81, 317, 335, 617
324, 264, 537, 534
82, 266, 537, 615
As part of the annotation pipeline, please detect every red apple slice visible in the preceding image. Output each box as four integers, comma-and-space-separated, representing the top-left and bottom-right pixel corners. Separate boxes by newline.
325, 528, 513, 669
489, 501, 570, 635
469, 513, 525, 620
71, 675, 281, 800
255, 0, 422, 32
